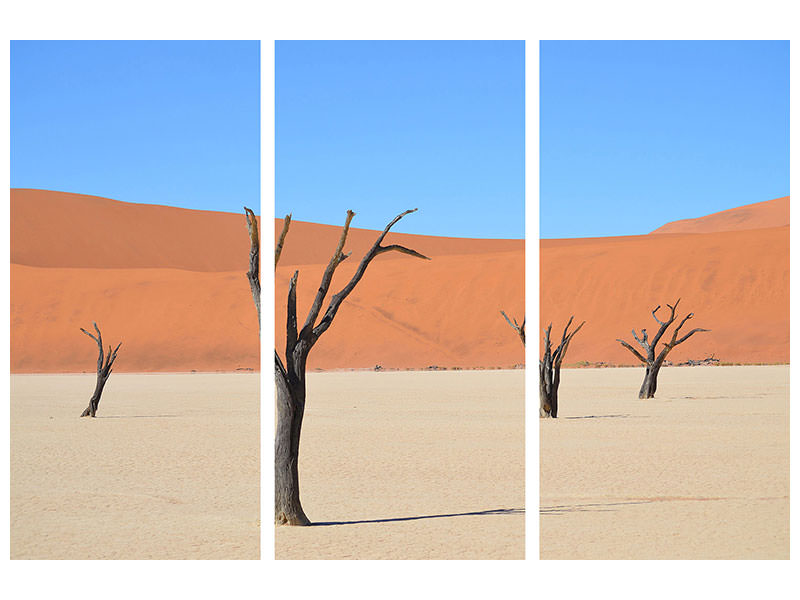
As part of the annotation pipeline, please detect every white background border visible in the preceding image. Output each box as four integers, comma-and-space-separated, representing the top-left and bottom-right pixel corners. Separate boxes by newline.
2, 1, 796, 598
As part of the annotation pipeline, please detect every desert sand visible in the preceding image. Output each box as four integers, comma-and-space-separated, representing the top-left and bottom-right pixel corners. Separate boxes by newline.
11, 189, 259, 373
275, 370, 525, 560
540, 365, 788, 559
650, 196, 789, 234
10, 373, 259, 559
540, 197, 789, 365
275, 218, 525, 370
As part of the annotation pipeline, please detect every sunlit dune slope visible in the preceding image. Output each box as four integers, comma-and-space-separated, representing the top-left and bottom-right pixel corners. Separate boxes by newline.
275, 219, 525, 370
12, 188, 257, 271
541, 197, 789, 365
10, 189, 259, 373
650, 196, 788, 234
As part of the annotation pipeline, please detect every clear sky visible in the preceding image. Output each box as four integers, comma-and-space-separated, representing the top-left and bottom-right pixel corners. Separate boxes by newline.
540, 40, 789, 239
11, 41, 260, 214
276, 40, 525, 239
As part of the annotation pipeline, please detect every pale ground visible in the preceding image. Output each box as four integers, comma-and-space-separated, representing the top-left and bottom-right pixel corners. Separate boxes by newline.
10, 373, 259, 559
541, 365, 789, 559
275, 370, 525, 559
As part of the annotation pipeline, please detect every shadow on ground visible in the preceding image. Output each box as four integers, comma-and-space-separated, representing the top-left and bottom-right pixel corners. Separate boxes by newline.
313, 507, 524, 526
540, 501, 652, 514
95, 415, 181, 419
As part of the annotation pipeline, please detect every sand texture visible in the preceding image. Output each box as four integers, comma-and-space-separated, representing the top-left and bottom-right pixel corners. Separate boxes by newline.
540, 365, 788, 560
540, 197, 789, 365
11, 189, 259, 372
275, 371, 525, 559
275, 219, 525, 370
10, 373, 260, 559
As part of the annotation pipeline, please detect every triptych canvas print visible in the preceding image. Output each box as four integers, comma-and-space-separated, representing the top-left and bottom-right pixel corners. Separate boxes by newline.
8, 39, 789, 562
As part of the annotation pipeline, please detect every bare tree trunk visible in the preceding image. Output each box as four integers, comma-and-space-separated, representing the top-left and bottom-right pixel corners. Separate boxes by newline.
79, 322, 121, 417
244, 207, 260, 334
274, 209, 429, 525
618, 299, 709, 399
539, 317, 584, 418
275, 350, 310, 525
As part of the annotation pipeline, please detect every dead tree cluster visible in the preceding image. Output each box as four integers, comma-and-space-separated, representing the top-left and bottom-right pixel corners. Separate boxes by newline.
274, 209, 430, 526
617, 299, 709, 399
539, 317, 584, 418
79, 322, 121, 418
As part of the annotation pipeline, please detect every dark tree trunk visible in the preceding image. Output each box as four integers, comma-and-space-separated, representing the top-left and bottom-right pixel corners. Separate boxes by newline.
275, 351, 310, 526
79, 322, 121, 418
618, 299, 709, 399
638, 364, 660, 399
274, 209, 429, 525
539, 318, 584, 418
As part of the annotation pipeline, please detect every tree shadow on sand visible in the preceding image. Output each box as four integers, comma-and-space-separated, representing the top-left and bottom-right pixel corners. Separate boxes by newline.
561, 414, 646, 420
541, 501, 653, 515
95, 415, 181, 419
313, 507, 524, 526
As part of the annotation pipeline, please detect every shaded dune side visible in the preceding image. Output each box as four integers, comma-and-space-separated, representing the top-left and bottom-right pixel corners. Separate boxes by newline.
650, 196, 788, 234
540, 226, 789, 365
275, 220, 525, 370
11, 189, 258, 271
11, 265, 259, 373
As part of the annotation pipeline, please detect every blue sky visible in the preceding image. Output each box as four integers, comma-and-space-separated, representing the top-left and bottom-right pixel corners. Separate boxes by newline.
11, 41, 260, 214
541, 40, 789, 239
276, 41, 525, 239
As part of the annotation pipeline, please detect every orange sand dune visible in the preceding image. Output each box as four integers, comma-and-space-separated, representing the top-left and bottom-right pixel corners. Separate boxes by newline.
275, 219, 525, 370
12, 189, 258, 271
650, 196, 788, 234
541, 199, 789, 365
11, 189, 259, 373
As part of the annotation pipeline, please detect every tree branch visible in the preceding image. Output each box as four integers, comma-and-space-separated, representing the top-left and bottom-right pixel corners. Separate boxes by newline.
275, 213, 291, 271
673, 327, 711, 347
299, 210, 356, 339
617, 338, 647, 364
245, 207, 261, 331
310, 209, 427, 341
501, 310, 525, 346
286, 271, 299, 360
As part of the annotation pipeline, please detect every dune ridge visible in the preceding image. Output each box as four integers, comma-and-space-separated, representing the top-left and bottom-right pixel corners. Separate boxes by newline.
650, 196, 788, 234
541, 197, 789, 365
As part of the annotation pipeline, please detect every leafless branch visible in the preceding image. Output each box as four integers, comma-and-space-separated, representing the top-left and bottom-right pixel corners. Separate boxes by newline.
275, 213, 291, 270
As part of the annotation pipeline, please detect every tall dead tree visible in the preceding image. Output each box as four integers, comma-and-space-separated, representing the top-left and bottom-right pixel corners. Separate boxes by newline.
617, 299, 709, 399
79, 322, 121, 417
501, 311, 525, 346
275, 209, 429, 526
539, 317, 584, 418
244, 207, 261, 333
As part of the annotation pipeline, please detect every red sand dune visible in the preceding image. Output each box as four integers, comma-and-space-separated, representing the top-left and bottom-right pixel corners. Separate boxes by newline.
541, 197, 789, 365
650, 196, 788, 234
11, 189, 259, 373
275, 218, 525, 370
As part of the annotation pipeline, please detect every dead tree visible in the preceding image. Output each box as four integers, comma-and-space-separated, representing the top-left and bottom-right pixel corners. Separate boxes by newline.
617, 299, 709, 399
501, 311, 525, 346
539, 317, 584, 418
79, 323, 121, 417
275, 209, 429, 526
244, 207, 261, 333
